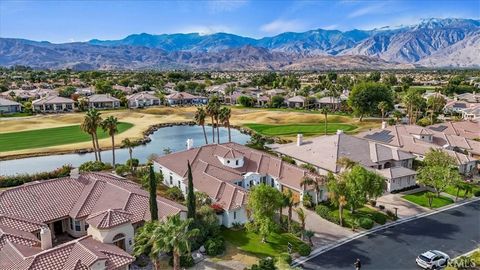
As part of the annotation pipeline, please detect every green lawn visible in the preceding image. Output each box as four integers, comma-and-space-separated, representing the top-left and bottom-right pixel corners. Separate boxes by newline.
403, 191, 454, 209
244, 123, 357, 136
443, 183, 480, 199
0, 122, 133, 152
221, 229, 304, 258
326, 204, 390, 228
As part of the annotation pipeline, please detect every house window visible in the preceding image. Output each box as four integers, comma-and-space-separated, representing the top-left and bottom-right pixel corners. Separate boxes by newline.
233, 211, 237, 220
75, 220, 81, 231
170, 175, 173, 185
236, 160, 239, 165
69, 218, 73, 230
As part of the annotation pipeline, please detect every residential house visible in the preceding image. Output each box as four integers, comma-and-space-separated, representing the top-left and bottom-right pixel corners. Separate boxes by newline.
428, 121, 480, 140
0, 98, 22, 114
455, 92, 480, 103
358, 124, 479, 175
0, 172, 186, 269
266, 88, 287, 97
88, 94, 121, 109
127, 92, 160, 108
286, 96, 306, 108
32, 96, 75, 113
166, 92, 208, 106
153, 142, 325, 228
444, 100, 479, 114
461, 105, 480, 121
270, 132, 417, 192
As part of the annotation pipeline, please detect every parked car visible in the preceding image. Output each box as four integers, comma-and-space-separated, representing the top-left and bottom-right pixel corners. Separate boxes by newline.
416, 250, 450, 269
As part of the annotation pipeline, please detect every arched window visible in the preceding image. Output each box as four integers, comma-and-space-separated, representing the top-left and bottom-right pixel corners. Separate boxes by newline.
112, 233, 126, 250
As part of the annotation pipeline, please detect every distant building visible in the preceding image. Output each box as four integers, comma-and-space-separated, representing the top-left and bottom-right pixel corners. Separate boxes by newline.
127, 92, 160, 108
166, 92, 207, 106
0, 98, 22, 114
286, 96, 306, 108
32, 96, 75, 113
87, 94, 121, 109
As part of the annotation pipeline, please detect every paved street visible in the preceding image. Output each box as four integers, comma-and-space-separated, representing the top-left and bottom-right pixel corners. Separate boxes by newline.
299, 200, 480, 270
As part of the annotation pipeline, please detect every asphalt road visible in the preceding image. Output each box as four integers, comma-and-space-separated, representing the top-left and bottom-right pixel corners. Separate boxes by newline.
299, 200, 480, 270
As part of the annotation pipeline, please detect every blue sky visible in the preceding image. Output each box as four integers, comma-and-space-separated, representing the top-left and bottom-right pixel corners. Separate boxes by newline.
1, 0, 479, 43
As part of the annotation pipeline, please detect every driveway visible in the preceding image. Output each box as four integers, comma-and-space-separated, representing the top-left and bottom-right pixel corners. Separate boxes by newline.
376, 193, 428, 218
292, 207, 354, 247
298, 199, 480, 270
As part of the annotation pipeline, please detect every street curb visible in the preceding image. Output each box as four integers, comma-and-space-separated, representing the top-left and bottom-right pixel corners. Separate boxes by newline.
292, 197, 480, 267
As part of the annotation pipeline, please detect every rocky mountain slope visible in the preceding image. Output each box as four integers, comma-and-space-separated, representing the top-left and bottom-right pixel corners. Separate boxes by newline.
0, 18, 478, 70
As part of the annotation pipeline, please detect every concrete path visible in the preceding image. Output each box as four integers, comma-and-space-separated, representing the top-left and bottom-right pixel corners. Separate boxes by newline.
292, 207, 354, 247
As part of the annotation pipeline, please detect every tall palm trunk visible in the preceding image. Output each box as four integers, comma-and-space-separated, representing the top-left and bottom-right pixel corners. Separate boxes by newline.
339, 205, 344, 226
324, 113, 328, 135
211, 116, 215, 143
128, 148, 132, 161
279, 206, 283, 225
173, 251, 180, 270
216, 117, 220, 144
111, 134, 115, 167
91, 134, 98, 161
94, 133, 102, 162
227, 121, 231, 142
288, 206, 292, 231
202, 124, 208, 144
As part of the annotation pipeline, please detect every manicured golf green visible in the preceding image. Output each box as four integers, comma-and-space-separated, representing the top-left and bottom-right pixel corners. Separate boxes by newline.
0, 122, 133, 152
402, 191, 454, 209
245, 123, 357, 136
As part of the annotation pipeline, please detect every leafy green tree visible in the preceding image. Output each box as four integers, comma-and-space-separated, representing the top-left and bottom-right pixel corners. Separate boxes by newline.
186, 161, 196, 219
194, 107, 208, 144
326, 172, 348, 226
238, 95, 255, 107
341, 165, 385, 213
58, 86, 76, 98
149, 165, 159, 221
101, 116, 118, 166
246, 184, 283, 242
347, 82, 393, 121
134, 215, 199, 270
270, 95, 284, 108
418, 149, 462, 197
327, 72, 337, 82
368, 71, 381, 82
384, 74, 398, 86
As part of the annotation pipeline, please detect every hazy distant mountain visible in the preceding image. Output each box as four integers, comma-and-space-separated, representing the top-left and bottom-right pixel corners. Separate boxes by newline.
0, 18, 478, 70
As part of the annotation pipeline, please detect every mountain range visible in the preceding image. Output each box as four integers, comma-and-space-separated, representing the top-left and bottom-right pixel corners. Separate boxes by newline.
1, 18, 479, 70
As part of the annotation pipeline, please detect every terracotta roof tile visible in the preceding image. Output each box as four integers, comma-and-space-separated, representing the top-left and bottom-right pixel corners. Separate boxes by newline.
86, 209, 133, 229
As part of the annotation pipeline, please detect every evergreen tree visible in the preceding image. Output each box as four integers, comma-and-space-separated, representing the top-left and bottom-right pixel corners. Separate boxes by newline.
186, 161, 196, 219
149, 165, 159, 221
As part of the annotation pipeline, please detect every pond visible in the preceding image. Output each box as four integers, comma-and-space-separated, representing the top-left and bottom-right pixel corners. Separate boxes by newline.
0, 125, 251, 176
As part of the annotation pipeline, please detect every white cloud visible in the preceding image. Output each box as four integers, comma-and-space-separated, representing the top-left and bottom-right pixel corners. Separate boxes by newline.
178, 25, 233, 35
347, 3, 387, 18
322, 24, 340, 30
206, 0, 248, 13
260, 19, 306, 34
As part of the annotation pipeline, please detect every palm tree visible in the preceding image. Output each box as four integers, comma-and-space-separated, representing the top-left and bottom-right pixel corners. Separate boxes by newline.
378, 101, 389, 123
206, 97, 220, 143
392, 110, 403, 124
336, 157, 356, 170
338, 195, 347, 227
219, 107, 232, 142
101, 116, 119, 166
304, 230, 314, 246
320, 107, 330, 135
122, 138, 135, 162
134, 215, 199, 270
295, 208, 306, 240
194, 107, 208, 144
300, 176, 314, 203
86, 109, 103, 162
283, 189, 295, 232
81, 111, 99, 161
300, 176, 323, 204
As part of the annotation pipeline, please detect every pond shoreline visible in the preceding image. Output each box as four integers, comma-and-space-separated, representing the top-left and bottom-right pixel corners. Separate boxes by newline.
0, 121, 258, 161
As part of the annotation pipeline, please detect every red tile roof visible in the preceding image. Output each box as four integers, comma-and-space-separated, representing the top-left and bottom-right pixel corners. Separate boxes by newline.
86, 209, 133, 230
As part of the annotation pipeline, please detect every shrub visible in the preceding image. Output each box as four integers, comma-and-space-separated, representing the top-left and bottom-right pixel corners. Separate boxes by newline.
165, 186, 184, 201
315, 205, 331, 219
281, 156, 296, 165
115, 164, 130, 176
358, 217, 374, 230
474, 190, 480, 197
300, 163, 316, 173
0, 165, 72, 188
279, 253, 292, 265
204, 236, 225, 256
79, 161, 112, 172
168, 254, 194, 268
297, 243, 312, 256
126, 158, 139, 168
249, 257, 276, 270
302, 193, 314, 209
370, 212, 387, 225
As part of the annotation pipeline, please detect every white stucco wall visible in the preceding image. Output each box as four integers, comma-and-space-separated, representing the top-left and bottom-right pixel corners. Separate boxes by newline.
387, 175, 416, 192
222, 207, 248, 228
87, 222, 135, 254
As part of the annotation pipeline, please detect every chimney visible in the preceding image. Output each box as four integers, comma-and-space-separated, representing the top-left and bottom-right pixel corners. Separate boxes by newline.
336, 129, 344, 135
296, 134, 303, 146
186, 138, 194, 150
381, 121, 387, 129
70, 168, 80, 179
40, 226, 52, 250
